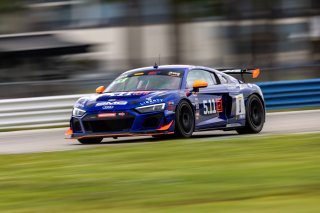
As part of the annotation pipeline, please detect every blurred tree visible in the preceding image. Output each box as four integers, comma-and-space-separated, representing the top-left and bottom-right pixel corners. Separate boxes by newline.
0, 0, 27, 34
0, 0, 23, 12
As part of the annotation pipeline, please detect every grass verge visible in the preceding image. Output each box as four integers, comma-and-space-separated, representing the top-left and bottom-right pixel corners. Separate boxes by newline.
0, 133, 320, 213
267, 106, 320, 113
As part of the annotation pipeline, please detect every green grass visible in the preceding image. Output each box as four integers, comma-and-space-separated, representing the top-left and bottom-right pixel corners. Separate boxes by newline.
1, 134, 320, 213
267, 106, 320, 113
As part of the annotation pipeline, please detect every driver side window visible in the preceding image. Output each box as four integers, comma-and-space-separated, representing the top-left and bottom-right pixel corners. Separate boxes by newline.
186, 70, 216, 88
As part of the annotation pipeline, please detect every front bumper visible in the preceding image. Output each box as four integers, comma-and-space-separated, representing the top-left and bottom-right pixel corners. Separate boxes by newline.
66, 128, 174, 139
66, 110, 175, 139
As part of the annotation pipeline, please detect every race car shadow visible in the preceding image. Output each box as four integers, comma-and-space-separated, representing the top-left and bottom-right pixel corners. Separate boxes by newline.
97, 132, 238, 145
73, 131, 238, 146
191, 132, 238, 139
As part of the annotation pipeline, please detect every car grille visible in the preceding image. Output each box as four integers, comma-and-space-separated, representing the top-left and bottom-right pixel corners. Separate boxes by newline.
72, 118, 82, 132
142, 114, 162, 129
82, 114, 134, 133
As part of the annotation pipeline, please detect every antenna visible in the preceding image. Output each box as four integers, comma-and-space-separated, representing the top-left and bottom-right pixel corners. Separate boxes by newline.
153, 62, 158, 69
153, 54, 160, 69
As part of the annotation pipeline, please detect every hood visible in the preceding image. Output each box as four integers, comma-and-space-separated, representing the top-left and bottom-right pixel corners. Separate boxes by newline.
74, 90, 180, 112
96, 91, 164, 101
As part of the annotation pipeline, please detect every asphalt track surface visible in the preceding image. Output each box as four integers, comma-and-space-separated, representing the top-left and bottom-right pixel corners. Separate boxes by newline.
0, 110, 319, 154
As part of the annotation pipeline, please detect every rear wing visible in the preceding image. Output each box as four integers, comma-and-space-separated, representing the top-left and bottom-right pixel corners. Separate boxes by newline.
217, 68, 261, 79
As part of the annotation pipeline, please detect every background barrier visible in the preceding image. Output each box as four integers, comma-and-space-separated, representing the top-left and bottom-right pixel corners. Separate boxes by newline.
257, 78, 320, 110
0, 79, 319, 130
0, 94, 84, 130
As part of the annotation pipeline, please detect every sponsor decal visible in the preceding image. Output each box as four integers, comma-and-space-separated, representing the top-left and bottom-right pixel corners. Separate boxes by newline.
98, 113, 117, 118
195, 97, 199, 110
235, 94, 245, 117
139, 98, 164, 106
132, 91, 150, 96
118, 112, 127, 116
226, 123, 242, 127
148, 71, 160, 75
168, 71, 181, 77
195, 112, 200, 120
104, 91, 150, 97
96, 101, 128, 107
98, 112, 127, 118
216, 98, 223, 113
102, 106, 114, 110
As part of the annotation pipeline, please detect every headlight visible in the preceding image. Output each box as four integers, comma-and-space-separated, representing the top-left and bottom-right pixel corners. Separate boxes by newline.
72, 108, 86, 117
135, 103, 165, 113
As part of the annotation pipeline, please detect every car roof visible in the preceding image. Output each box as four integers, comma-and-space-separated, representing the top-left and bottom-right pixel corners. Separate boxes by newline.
125, 65, 216, 73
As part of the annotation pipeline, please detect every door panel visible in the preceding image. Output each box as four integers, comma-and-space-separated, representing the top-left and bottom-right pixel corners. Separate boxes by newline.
193, 85, 228, 130
186, 69, 229, 130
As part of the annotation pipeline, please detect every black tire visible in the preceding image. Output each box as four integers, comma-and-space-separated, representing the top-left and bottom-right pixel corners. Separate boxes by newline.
236, 94, 265, 134
78, 137, 103, 144
174, 100, 195, 138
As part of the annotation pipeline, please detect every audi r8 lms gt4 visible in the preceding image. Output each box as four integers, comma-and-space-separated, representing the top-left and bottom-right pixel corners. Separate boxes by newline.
65, 65, 265, 144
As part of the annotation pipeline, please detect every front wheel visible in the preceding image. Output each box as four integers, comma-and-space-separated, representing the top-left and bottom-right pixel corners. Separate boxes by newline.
237, 94, 265, 134
174, 100, 195, 138
78, 137, 103, 144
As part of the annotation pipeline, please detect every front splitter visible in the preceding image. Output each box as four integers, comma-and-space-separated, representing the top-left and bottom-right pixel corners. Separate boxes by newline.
66, 131, 174, 140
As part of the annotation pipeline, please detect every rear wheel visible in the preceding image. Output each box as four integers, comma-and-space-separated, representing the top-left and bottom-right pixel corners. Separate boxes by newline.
174, 100, 194, 138
237, 94, 265, 134
78, 137, 103, 144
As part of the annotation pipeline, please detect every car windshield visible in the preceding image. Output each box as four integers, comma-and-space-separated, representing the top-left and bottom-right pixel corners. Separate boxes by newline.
105, 70, 183, 92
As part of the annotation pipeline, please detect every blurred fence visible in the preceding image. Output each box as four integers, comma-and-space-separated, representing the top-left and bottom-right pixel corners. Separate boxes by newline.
0, 94, 84, 130
1, 79, 320, 131
258, 79, 320, 110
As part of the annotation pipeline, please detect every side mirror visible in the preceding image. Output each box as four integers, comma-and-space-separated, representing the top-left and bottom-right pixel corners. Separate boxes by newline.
192, 80, 208, 89
96, 86, 105, 94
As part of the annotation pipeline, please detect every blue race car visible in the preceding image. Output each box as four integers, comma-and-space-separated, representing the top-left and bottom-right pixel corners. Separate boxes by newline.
66, 65, 265, 144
